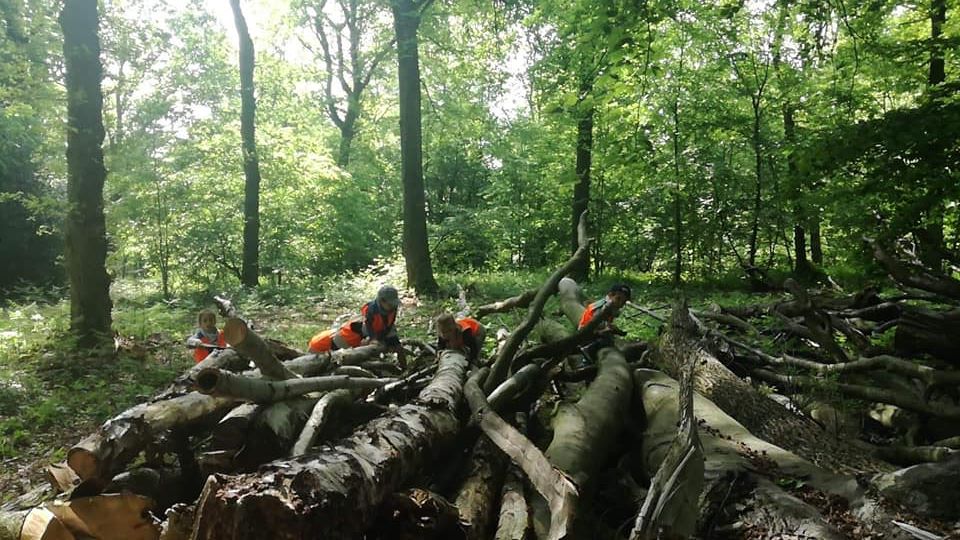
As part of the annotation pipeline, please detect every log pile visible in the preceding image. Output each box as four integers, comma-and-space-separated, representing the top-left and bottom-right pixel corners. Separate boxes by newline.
3, 229, 960, 539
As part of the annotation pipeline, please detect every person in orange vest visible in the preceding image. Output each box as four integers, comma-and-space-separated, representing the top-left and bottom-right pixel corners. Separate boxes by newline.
577, 284, 631, 363
578, 283, 632, 333
186, 308, 226, 363
308, 285, 406, 366
435, 312, 486, 364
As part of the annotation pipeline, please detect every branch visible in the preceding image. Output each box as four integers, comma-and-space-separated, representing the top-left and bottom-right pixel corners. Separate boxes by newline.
485, 211, 591, 393
195, 368, 392, 402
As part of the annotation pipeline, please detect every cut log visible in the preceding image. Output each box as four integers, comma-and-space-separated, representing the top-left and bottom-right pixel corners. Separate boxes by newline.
289, 389, 352, 457
222, 318, 298, 380
67, 392, 237, 484
45, 493, 160, 540
0, 508, 74, 540
486, 211, 591, 393
194, 368, 391, 402
192, 350, 469, 539
476, 289, 537, 319
43, 463, 79, 494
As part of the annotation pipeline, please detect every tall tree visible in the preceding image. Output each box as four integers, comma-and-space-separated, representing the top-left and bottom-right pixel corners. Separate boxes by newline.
230, 0, 261, 287
60, 0, 113, 347
300, 0, 393, 168
391, 0, 438, 294
919, 0, 947, 270
570, 76, 593, 282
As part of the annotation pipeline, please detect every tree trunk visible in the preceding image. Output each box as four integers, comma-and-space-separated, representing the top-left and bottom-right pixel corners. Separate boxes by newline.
570, 81, 593, 282
810, 215, 823, 264
672, 90, 683, 288
60, 0, 112, 349
654, 308, 891, 474
392, 0, 438, 294
748, 98, 763, 268
192, 350, 468, 539
455, 436, 507, 540
229, 0, 261, 288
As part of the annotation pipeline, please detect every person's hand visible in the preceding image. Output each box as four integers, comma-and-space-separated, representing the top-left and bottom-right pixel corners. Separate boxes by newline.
186, 337, 202, 348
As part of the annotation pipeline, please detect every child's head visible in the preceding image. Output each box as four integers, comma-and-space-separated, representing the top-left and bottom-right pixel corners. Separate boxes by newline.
436, 313, 459, 341
376, 285, 400, 313
606, 284, 632, 308
198, 309, 218, 332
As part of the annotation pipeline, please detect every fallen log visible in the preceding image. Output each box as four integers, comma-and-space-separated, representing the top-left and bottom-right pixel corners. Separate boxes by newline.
894, 306, 960, 363
869, 238, 960, 301
191, 350, 469, 539
455, 435, 508, 540
494, 412, 530, 540
476, 289, 537, 319
194, 368, 392, 402
45, 494, 159, 540
655, 307, 891, 473
67, 392, 237, 485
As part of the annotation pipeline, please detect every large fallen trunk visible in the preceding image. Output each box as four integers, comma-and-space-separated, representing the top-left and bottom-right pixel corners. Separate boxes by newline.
532, 347, 633, 538
0, 508, 74, 540
191, 350, 469, 539
654, 308, 890, 473
194, 368, 391, 402
454, 436, 508, 540
894, 306, 960, 363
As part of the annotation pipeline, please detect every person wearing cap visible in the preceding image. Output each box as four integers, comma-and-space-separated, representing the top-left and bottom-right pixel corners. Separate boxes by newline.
435, 312, 486, 364
307, 285, 405, 366
578, 283, 632, 334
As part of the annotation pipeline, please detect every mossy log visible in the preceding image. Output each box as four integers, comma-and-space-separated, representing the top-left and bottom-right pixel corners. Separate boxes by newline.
191, 350, 469, 539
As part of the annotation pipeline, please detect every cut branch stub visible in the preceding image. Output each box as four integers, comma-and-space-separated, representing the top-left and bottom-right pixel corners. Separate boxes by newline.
222, 318, 298, 380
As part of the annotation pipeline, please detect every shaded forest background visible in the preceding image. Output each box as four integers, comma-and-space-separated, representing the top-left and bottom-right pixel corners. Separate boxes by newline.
2, 0, 957, 300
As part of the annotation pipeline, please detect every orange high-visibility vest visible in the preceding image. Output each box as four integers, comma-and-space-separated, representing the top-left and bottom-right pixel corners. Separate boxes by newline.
193, 331, 226, 363
578, 299, 613, 330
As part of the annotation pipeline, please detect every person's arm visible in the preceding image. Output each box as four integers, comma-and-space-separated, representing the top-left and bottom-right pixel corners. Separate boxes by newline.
185, 331, 203, 348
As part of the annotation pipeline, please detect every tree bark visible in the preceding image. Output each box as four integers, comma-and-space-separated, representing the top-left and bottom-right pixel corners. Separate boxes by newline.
0, 507, 74, 540
192, 350, 468, 539
392, 0, 438, 294
194, 368, 390, 402
654, 308, 891, 473
289, 389, 352, 457
229, 0, 262, 288
455, 436, 507, 540
60, 0, 112, 349
222, 318, 298, 380
570, 80, 593, 282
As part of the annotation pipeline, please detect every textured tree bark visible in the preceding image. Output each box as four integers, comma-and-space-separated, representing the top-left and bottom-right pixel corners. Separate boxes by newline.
229, 0, 261, 287
392, 0, 438, 294
494, 462, 529, 540
192, 350, 468, 539
67, 392, 236, 485
570, 81, 593, 282
455, 436, 507, 540
654, 308, 890, 473
60, 0, 112, 349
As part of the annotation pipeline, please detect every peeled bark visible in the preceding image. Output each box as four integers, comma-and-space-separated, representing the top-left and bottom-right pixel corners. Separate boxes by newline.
0, 508, 74, 540
192, 350, 468, 539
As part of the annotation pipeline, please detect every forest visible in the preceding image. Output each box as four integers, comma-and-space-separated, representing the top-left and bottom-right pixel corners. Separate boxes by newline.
1, 0, 959, 538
